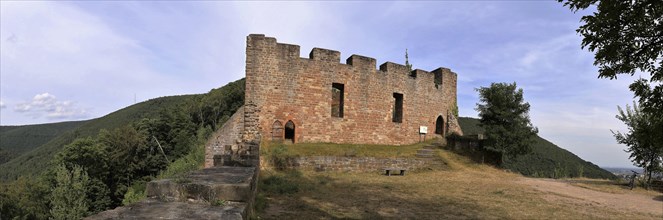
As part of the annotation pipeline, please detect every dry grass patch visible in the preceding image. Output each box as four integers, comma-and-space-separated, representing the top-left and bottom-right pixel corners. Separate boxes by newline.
565, 178, 661, 196
566, 178, 628, 194
256, 150, 662, 220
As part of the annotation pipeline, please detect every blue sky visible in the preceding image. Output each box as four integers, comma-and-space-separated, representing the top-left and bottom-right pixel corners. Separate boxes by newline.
0, 1, 641, 168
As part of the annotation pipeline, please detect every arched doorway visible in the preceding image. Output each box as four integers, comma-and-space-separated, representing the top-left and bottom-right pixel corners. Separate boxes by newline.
435, 116, 444, 135
284, 120, 295, 143
272, 120, 283, 141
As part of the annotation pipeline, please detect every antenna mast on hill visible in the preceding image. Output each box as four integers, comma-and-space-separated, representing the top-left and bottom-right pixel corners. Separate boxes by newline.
405, 48, 413, 72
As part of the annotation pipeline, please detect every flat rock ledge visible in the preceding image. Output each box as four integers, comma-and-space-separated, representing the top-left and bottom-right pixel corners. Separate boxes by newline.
87, 199, 246, 220
87, 166, 257, 220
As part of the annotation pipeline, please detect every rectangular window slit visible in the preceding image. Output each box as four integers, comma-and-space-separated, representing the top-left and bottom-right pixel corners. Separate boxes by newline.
392, 93, 403, 123
332, 83, 344, 118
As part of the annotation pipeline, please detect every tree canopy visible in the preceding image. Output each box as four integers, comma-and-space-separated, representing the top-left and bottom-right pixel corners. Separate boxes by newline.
613, 102, 663, 185
559, 0, 662, 81
475, 82, 539, 161
50, 164, 89, 220
560, 0, 663, 179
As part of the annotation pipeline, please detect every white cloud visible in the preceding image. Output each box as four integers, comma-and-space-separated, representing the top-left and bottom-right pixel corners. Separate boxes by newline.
0, 1, 198, 125
14, 93, 88, 120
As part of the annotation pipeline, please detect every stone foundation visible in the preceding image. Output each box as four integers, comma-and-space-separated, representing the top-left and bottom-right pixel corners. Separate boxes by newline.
262, 156, 436, 173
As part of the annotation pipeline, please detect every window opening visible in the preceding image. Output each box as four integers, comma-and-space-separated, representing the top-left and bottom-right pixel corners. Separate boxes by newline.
434, 73, 443, 88
285, 120, 295, 143
392, 93, 403, 123
332, 83, 344, 118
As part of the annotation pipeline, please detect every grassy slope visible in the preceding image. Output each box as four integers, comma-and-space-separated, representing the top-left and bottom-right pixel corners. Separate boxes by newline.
256, 150, 659, 219
457, 117, 615, 179
0, 121, 86, 161
0, 95, 198, 181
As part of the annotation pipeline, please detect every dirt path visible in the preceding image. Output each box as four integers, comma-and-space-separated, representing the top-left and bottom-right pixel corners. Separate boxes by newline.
519, 178, 663, 217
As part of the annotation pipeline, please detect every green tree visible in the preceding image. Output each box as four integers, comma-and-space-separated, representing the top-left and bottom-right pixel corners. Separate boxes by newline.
55, 138, 109, 181
193, 78, 245, 130
98, 125, 164, 204
560, 0, 663, 183
54, 137, 113, 212
612, 102, 663, 186
50, 164, 89, 220
0, 176, 50, 219
475, 82, 539, 163
559, 0, 662, 81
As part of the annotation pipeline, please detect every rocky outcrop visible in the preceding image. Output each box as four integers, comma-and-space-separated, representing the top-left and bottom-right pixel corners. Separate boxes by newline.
87, 167, 257, 220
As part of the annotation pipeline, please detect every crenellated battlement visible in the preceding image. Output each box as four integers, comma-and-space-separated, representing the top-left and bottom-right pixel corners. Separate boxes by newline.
245, 34, 462, 145
247, 34, 457, 87
346, 54, 376, 69
309, 48, 340, 62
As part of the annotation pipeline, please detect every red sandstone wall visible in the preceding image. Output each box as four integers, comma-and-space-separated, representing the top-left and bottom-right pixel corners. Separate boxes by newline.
204, 106, 244, 168
245, 34, 461, 145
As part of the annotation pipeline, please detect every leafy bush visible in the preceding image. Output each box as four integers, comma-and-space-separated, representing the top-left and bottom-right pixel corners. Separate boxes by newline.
254, 193, 268, 213
211, 199, 226, 206
270, 144, 294, 171
158, 142, 205, 179
122, 181, 147, 206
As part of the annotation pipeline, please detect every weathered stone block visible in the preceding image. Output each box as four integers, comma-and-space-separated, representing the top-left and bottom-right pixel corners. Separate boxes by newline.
146, 180, 180, 201
85, 199, 246, 220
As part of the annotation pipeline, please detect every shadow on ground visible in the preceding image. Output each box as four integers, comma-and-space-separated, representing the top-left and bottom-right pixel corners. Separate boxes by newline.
653, 195, 663, 202
256, 170, 489, 219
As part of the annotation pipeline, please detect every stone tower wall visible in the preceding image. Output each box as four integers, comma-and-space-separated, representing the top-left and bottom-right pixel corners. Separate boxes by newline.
204, 106, 244, 168
245, 34, 462, 145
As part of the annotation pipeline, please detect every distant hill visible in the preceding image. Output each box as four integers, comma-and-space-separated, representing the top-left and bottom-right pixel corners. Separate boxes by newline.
0, 121, 86, 164
0, 77, 246, 181
457, 117, 616, 179
0, 95, 198, 181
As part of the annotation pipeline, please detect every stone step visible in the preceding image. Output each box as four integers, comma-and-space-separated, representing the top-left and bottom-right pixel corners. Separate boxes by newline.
423, 145, 438, 149
415, 153, 434, 158
146, 167, 256, 203
417, 149, 435, 154
86, 199, 246, 220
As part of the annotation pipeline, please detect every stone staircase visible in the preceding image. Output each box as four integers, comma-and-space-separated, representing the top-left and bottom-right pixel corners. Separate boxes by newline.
415, 142, 447, 167
87, 167, 257, 220
415, 148, 435, 158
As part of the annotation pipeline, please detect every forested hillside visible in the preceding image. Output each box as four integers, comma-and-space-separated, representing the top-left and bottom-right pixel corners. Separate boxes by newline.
0, 121, 86, 165
0, 78, 245, 219
0, 95, 194, 180
457, 117, 616, 179
0, 78, 245, 181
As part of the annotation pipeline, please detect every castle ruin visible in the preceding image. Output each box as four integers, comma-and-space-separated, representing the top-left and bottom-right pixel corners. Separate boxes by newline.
205, 34, 463, 168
